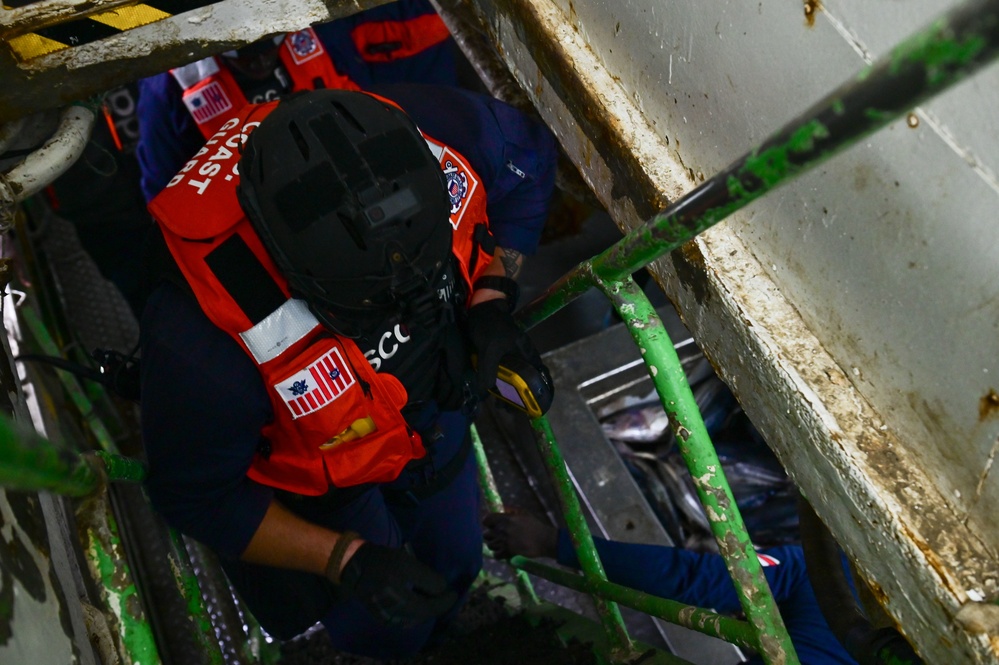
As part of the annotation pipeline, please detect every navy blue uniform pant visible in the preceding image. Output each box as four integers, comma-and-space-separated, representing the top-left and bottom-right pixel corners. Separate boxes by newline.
221, 409, 483, 659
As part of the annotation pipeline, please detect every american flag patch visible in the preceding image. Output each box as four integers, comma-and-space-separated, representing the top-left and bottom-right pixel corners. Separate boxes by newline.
186, 81, 233, 124
756, 553, 781, 567
274, 348, 355, 419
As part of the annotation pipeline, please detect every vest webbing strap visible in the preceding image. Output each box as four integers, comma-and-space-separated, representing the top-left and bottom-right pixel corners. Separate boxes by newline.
204, 234, 286, 325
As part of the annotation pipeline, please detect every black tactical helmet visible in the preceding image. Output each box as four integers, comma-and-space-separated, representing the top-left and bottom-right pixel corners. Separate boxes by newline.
236, 89, 452, 337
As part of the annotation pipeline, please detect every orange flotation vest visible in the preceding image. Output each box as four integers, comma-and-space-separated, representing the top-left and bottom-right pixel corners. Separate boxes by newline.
171, 28, 359, 139
149, 98, 493, 495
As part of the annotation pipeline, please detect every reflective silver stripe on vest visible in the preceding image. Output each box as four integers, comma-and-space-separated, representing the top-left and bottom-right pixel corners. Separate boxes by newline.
425, 137, 443, 160
170, 57, 221, 89
239, 298, 320, 365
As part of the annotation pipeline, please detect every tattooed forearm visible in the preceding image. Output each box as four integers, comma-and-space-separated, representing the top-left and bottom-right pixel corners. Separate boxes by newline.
499, 248, 523, 279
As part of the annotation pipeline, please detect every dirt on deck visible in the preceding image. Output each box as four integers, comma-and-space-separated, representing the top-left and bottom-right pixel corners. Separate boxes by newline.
279, 584, 598, 665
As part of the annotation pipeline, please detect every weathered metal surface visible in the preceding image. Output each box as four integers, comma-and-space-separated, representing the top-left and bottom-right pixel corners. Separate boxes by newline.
0, 0, 394, 124
2, 0, 161, 37
76, 491, 161, 664
0, 287, 97, 664
0, 489, 79, 664
454, 0, 999, 662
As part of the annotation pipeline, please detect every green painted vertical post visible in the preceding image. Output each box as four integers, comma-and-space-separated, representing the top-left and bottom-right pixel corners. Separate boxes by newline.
471, 423, 509, 513
471, 424, 540, 605
531, 415, 638, 660
597, 275, 798, 665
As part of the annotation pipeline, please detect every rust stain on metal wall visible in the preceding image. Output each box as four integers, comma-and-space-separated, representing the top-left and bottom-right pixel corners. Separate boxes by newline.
804, 0, 822, 27
670, 241, 711, 307
864, 576, 892, 609
978, 389, 999, 421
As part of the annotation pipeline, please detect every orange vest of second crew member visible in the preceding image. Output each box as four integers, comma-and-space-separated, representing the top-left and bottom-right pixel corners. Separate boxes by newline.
171, 28, 359, 139
149, 98, 494, 495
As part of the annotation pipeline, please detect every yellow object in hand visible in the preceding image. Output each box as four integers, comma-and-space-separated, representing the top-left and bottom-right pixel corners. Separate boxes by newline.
319, 416, 377, 451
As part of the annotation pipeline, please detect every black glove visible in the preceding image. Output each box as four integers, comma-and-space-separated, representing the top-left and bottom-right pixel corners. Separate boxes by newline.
339, 543, 457, 626
465, 299, 545, 397
483, 510, 559, 560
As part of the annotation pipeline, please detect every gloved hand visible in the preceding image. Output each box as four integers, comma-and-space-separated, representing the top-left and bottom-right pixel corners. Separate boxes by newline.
465, 299, 545, 397
483, 510, 559, 559
338, 542, 457, 626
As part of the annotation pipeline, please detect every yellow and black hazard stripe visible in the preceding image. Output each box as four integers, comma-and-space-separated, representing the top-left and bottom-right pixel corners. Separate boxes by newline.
4, 0, 217, 61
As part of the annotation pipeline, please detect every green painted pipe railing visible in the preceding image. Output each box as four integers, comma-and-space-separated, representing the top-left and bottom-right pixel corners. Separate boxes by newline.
601, 275, 794, 662
15, 304, 162, 662
482, 279, 797, 661
472, 424, 540, 606
511, 555, 758, 651
489, 0, 999, 663
0, 413, 143, 495
531, 415, 638, 659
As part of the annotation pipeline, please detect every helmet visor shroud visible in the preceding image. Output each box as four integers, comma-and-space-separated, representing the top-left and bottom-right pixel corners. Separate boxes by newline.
237, 91, 453, 338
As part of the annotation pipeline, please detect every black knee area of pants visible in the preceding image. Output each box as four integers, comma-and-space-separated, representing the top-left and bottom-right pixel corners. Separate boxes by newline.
220, 557, 341, 640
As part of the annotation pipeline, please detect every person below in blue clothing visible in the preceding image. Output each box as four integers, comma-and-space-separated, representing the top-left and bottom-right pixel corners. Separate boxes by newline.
136, 0, 461, 203
140, 86, 556, 659
483, 511, 857, 664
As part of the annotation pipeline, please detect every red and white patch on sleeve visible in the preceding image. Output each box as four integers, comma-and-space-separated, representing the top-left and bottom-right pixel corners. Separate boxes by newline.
440, 146, 480, 231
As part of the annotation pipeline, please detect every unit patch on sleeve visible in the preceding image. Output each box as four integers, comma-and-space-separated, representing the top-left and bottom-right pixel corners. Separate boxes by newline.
439, 147, 480, 230
275, 348, 355, 418
286, 28, 326, 65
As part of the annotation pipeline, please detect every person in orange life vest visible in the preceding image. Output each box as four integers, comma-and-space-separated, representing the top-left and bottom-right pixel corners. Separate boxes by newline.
139, 87, 556, 657
136, 0, 460, 202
